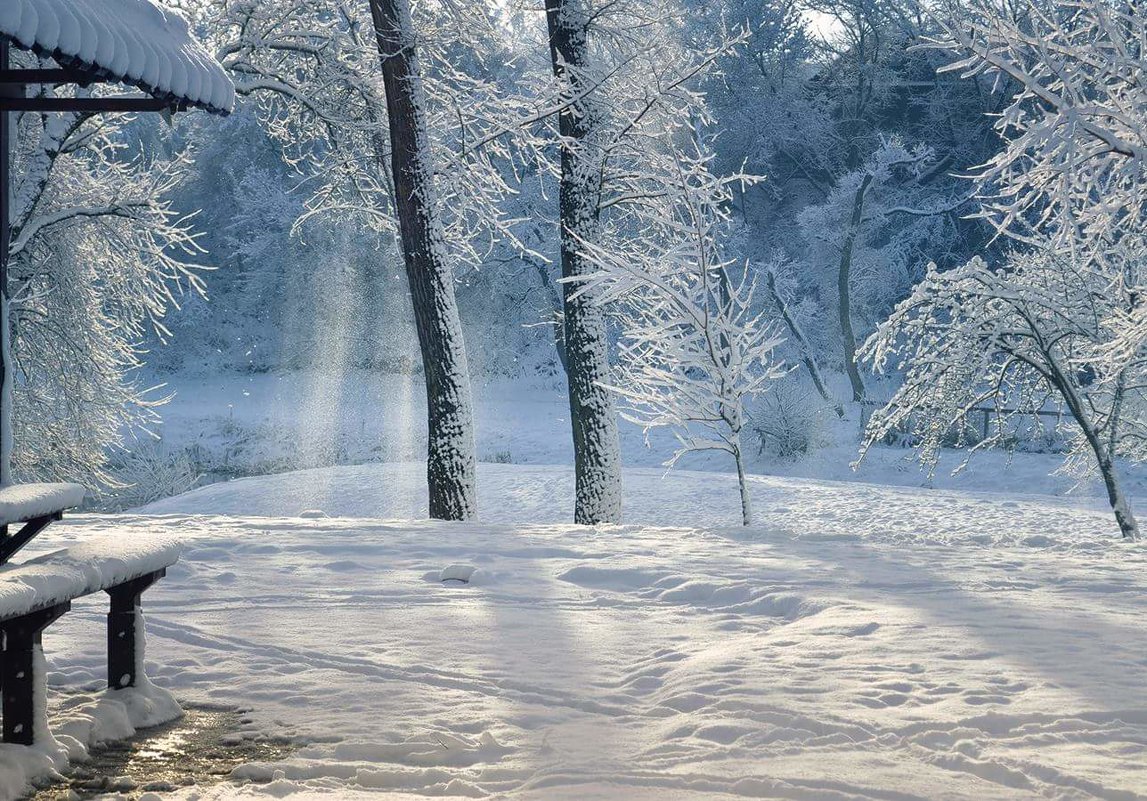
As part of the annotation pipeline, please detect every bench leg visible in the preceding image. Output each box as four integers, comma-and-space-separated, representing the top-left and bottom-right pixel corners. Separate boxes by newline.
1, 602, 70, 745
106, 569, 165, 690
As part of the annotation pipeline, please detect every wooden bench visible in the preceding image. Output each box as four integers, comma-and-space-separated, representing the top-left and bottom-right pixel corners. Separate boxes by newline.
0, 483, 179, 746
0, 482, 85, 565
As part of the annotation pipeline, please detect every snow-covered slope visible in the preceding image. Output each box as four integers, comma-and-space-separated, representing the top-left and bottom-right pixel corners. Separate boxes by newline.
15, 464, 1143, 799
146, 372, 1147, 504
139, 461, 1128, 546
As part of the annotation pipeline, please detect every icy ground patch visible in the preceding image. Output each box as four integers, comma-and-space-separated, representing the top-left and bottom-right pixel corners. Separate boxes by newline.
16, 465, 1146, 799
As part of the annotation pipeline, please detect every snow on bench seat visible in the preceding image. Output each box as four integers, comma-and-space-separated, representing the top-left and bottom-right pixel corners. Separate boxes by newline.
0, 0, 234, 114
0, 482, 84, 527
0, 534, 179, 621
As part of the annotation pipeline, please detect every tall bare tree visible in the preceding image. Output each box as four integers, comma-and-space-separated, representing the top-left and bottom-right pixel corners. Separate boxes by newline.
368, 0, 477, 520
544, 0, 623, 524
209, 0, 534, 520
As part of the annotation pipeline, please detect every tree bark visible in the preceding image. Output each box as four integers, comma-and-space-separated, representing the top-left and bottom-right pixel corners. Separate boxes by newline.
765, 269, 845, 419
1081, 407, 1138, 539
1052, 364, 1138, 539
1095, 450, 1138, 540
1087, 381, 1139, 539
0, 41, 11, 486
544, 0, 623, 524
838, 173, 872, 404
369, 0, 477, 520
733, 441, 751, 526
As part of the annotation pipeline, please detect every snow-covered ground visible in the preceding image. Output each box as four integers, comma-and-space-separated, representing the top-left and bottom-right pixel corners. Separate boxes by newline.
139, 461, 1130, 544
144, 371, 1147, 501
15, 463, 1147, 800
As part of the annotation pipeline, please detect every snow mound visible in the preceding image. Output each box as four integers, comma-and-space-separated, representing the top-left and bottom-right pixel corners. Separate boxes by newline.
439, 564, 476, 583
0, 0, 234, 113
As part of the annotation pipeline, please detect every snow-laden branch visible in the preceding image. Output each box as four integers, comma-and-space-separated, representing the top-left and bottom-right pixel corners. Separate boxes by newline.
865, 0, 1147, 540
573, 139, 785, 524
1, 58, 211, 487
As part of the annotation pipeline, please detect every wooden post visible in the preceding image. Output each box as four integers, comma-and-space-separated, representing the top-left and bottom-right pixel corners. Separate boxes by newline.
0, 39, 13, 487
1, 602, 70, 745
105, 569, 165, 690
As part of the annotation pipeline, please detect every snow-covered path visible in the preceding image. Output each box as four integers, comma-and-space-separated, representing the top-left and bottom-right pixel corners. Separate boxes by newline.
25, 465, 1147, 799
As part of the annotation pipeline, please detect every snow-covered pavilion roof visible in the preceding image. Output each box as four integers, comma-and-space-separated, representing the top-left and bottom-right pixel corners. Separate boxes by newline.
0, 0, 234, 114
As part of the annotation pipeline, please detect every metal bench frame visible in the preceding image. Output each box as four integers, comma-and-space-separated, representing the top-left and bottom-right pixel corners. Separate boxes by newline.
0, 500, 170, 746
0, 568, 167, 746
0, 510, 63, 565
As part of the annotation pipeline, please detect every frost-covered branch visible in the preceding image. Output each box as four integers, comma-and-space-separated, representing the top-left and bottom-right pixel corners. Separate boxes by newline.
5, 67, 209, 487
575, 141, 784, 524
860, 0, 1147, 540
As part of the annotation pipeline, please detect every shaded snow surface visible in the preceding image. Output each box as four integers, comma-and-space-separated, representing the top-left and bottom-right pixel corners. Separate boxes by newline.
13, 463, 1147, 799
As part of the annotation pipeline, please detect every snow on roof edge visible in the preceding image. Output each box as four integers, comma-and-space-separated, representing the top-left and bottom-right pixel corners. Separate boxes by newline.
0, 0, 234, 115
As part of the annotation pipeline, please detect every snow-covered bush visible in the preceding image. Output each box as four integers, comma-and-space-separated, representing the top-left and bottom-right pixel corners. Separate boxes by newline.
751, 379, 830, 460
485, 450, 513, 464
99, 440, 201, 511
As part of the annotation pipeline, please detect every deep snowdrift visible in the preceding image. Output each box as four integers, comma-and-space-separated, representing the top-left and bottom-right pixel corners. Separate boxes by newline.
12, 463, 1143, 799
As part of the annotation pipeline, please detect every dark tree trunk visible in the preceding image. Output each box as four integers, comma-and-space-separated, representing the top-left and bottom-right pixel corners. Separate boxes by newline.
838, 173, 872, 404
1052, 367, 1139, 539
544, 0, 623, 524
0, 41, 12, 485
369, 0, 477, 520
765, 269, 845, 419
